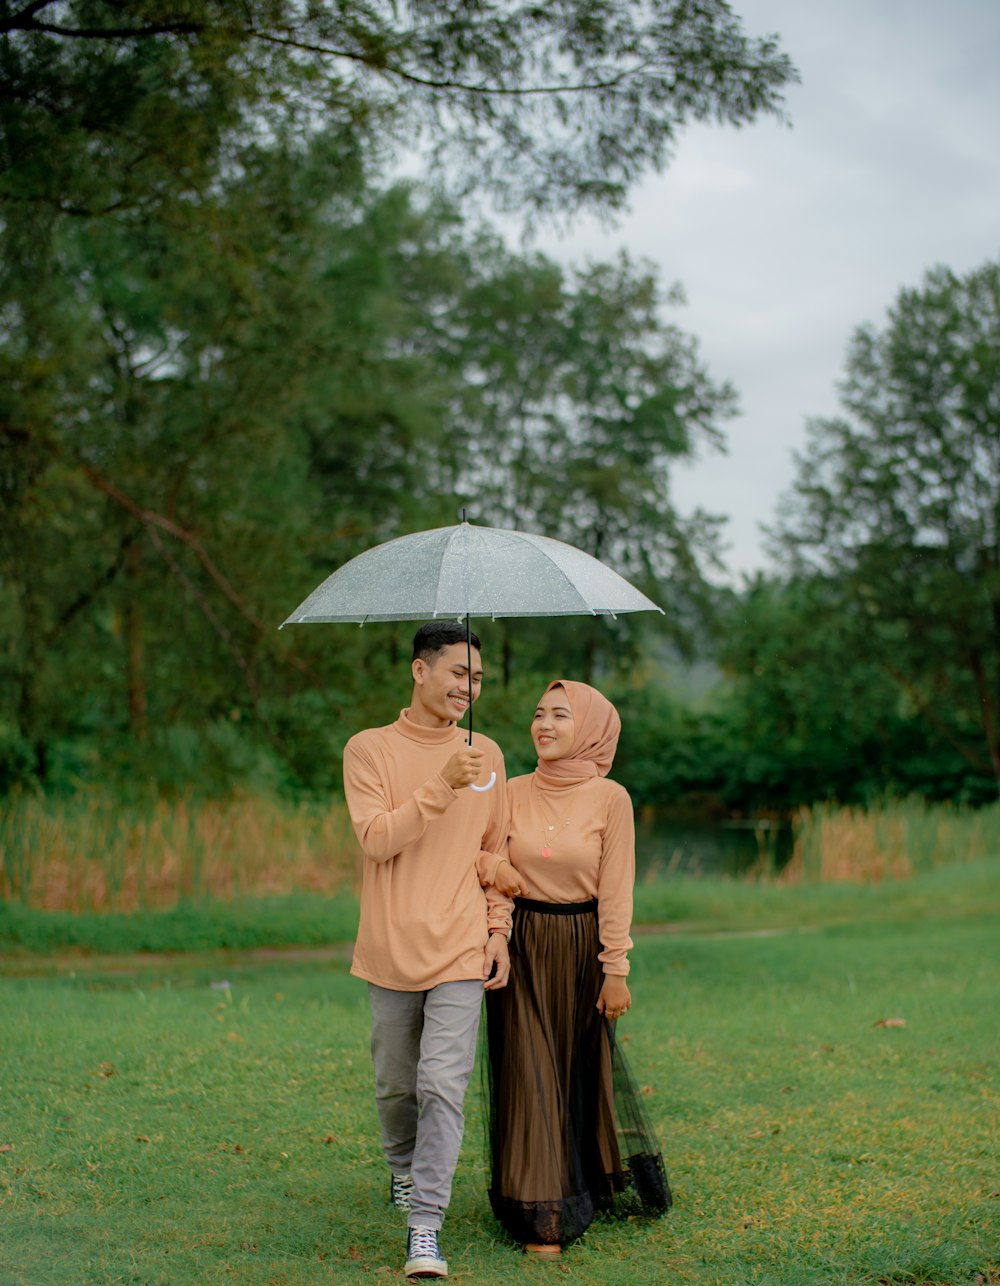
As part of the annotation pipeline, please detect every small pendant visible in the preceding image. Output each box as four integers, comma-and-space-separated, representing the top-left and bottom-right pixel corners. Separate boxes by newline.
541, 846, 552, 858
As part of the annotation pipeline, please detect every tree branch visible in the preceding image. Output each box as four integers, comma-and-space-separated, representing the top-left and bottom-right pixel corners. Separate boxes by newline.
967, 647, 1000, 788
881, 659, 993, 777
79, 464, 326, 691
142, 521, 262, 704
0, 0, 57, 35
2, 9, 648, 97
3, 14, 207, 37
51, 527, 142, 641
247, 30, 649, 97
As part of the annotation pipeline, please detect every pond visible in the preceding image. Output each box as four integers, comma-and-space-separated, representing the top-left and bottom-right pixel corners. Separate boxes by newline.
633, 812, 793, 881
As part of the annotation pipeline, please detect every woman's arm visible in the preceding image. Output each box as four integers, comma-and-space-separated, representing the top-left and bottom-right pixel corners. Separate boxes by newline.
596, 785, 635, 976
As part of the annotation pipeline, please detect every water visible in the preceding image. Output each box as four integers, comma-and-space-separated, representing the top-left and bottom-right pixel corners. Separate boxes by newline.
634, 813, 793, 882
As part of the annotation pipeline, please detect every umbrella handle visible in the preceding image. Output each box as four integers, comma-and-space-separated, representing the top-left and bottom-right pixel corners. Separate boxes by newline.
470, 772, 497, 793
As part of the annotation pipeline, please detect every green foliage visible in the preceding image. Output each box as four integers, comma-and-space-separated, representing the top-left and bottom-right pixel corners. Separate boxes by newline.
1, 162, 734, 792
609, 679, 733, 807
0, 0, 801, 801
458, 252, 737, 608
714, 575, 995, 809
773, 258, 1000, 797
0, 1, 796, 226
0, 2, 797, 802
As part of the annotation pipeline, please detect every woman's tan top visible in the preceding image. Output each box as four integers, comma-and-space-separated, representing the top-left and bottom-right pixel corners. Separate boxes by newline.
507, 772, 635, 975
343, 707, 511, 991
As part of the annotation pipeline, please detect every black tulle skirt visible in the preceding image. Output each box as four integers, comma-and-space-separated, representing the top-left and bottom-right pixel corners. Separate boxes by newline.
484, 897, 671, 1246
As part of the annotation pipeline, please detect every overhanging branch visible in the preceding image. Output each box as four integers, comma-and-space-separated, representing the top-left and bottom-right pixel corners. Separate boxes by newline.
80, 464, 327, 692
881, 659, 992, 777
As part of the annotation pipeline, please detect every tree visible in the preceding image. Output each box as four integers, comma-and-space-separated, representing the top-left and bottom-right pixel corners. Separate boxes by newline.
0, 152, 736, 789
714, 575, 987, 808
1, 1, 797, 228
0, 3, 798, 792
772, 258, 1000, 796
442, 245, 735, 678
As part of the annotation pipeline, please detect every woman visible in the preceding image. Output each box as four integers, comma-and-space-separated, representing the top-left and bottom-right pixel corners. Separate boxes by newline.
485, 680, 671, 1254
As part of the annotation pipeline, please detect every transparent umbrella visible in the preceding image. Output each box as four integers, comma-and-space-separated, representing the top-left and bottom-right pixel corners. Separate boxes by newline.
281, 517, 664, 788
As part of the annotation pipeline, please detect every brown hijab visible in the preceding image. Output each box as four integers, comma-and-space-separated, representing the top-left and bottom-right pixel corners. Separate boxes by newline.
534, 679, 621, 786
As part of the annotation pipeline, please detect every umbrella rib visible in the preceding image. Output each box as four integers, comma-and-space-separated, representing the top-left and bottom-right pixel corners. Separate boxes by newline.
520, 531, 601, 615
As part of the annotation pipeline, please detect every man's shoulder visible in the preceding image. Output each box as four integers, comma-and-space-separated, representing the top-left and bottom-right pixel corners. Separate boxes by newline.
344, 723, 397, 754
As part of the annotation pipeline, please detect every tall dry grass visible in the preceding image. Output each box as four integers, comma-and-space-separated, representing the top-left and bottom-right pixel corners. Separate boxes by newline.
782, 797, 1000, 884
5, 793, 998, 915
0, 793, 361, 913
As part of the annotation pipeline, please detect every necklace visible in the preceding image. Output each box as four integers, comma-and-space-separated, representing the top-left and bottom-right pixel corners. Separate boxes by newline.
537, 798, 572, 858
526, 776, 573, 859
540, 817, 572, 858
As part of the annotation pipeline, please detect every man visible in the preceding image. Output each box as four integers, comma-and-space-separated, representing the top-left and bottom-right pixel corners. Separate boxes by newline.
342, 621, 512, 1280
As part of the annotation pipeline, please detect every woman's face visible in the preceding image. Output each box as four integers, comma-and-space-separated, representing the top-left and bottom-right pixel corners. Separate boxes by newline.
531, 689, 576, 761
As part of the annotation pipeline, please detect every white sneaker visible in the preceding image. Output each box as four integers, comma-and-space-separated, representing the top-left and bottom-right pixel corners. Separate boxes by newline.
390, 1171, 414, 1211
404, 1225, 447, 1278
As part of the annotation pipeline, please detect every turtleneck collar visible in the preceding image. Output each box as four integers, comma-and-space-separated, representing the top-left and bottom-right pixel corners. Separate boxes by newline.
393, 707, 464, 745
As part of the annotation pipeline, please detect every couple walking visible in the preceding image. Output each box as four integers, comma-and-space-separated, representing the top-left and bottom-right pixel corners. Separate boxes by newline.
343, 621, 671, 1279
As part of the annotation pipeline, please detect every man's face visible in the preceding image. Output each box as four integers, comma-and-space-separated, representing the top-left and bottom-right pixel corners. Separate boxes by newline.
410, 642, 483, 727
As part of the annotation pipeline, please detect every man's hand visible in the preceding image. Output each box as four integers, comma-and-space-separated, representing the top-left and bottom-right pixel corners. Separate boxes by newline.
440, 745, 486, 790
596, 975, 631, 1019
483, 933, 510, 990
492, 858, 523, 898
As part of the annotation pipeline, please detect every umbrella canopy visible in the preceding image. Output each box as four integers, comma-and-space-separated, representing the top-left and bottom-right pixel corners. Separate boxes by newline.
281, 519, 663, 790
280, 520, 664, 625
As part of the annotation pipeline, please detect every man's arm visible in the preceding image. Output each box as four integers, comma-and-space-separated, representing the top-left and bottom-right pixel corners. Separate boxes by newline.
343, 738, 492, 863
342, 739, 451, 864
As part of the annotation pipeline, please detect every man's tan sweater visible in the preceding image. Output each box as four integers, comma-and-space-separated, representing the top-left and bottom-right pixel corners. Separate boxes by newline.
343, 707, 511, 991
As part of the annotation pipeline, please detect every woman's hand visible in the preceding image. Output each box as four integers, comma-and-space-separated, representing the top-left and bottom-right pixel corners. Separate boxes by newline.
597, 975, 631, 1020
492, 858, 523, 897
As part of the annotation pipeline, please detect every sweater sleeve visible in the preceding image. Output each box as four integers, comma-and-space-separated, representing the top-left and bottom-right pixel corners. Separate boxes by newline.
479, 753, 513, 931
597, 787, 635, 976
476, 850, 503, 885
343, 736, 458, 864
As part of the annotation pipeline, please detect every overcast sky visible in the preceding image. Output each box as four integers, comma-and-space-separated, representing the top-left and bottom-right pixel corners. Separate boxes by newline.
529, 0, 1000, 581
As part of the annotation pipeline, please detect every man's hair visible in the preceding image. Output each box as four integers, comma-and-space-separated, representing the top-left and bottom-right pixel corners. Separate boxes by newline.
412, 620, 481, 662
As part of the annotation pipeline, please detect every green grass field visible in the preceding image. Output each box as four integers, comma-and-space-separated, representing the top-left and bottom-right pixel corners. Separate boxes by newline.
1, 865, 998, 1285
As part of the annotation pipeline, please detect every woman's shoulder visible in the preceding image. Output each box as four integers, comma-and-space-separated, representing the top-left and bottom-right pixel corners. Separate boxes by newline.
507, 773, 632, 809
594, 776, 633, 809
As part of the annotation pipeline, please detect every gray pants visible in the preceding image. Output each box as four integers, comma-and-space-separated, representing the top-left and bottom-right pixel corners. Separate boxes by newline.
368, 979, 483, 1230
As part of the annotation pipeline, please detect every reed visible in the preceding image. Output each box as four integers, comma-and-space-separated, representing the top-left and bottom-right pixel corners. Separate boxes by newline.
0, 792, 361, 913
782, 796, 1000, 884
4, 792, 998, 917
